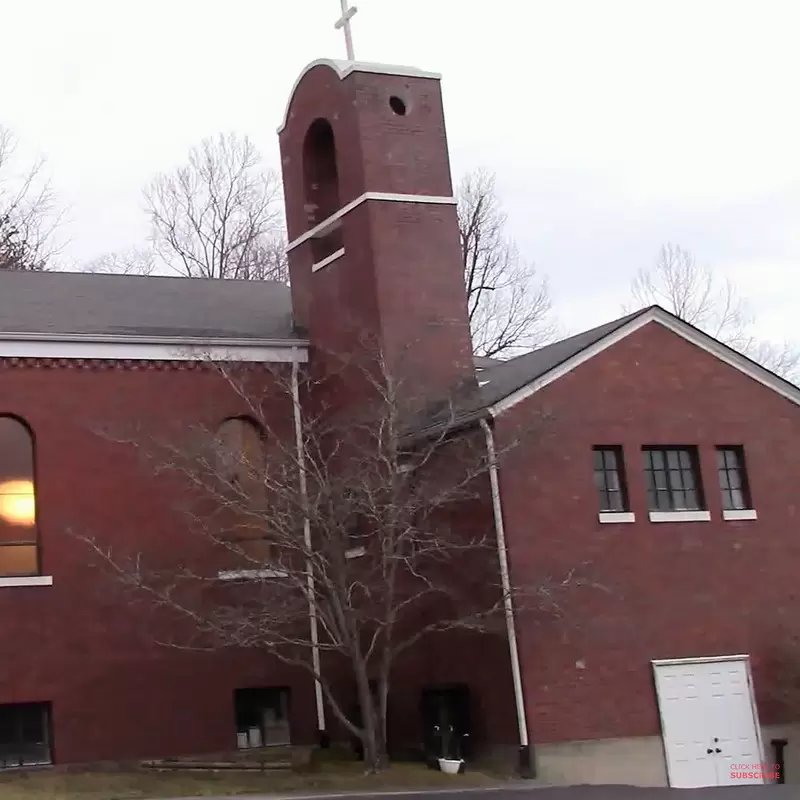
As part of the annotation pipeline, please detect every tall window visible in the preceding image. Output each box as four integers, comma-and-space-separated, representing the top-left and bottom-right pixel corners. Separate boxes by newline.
0, 417, 39, 576
216, 417, 264, 492
717, 446, 751, 510
642, 447, 704, 511
592, 447, 629, 512
216, 418, 269, 561
0, 702, 51, 768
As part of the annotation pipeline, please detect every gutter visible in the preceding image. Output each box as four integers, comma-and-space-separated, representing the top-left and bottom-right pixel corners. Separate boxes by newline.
291, 360, 327, 744
480, 418, 534, 778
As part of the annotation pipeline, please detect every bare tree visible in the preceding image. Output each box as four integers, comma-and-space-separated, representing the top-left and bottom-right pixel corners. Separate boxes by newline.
0, 127, 59, 271
82, 246, 156, 276
630, 243, 800, 383
76, 352, 582, 771
457, 169, 554, 358
143, 133, 287, 281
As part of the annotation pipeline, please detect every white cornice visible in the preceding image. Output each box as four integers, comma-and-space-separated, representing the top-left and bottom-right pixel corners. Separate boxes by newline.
286, 192, 456, 252
0, 335, 308, 363
0, 331, 308, 347
277, 58, 442, 134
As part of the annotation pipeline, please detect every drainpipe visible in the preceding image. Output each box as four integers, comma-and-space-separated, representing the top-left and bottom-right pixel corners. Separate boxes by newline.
771, 738, 787, 784
480, 418, 534, 778
292, 358, 328, 746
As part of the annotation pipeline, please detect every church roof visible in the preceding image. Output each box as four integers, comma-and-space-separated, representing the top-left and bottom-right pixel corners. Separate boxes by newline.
474, 308, 650, 409
0, 270, 298, 342
412, 304, 800, 439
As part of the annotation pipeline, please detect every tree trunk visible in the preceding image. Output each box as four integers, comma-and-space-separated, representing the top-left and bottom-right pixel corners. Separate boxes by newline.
355, 667, 388, 772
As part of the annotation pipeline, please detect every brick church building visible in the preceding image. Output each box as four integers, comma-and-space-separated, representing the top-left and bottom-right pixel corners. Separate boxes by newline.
0, 54, 799, 789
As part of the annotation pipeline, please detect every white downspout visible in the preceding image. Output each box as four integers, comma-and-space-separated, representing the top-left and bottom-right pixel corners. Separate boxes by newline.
480, 418, 531, 771
292, 358, 326, 738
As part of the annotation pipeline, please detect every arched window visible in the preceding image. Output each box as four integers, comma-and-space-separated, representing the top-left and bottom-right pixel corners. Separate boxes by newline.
216, 417, 264, 492
0, 417, 39, 576
303, 118, 340, 226
215, 417, 270, 564
303, 118, 343, 263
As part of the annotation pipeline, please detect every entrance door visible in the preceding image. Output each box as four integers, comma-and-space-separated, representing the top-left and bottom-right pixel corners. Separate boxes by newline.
421, 685, 471, 764
653, 656, 764, 788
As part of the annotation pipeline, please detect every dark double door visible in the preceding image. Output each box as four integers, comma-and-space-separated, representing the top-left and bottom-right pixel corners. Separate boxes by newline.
421, 685, 472, 763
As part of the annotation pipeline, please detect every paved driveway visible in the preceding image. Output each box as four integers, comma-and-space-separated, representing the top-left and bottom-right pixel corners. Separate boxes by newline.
177, 783, 794, 800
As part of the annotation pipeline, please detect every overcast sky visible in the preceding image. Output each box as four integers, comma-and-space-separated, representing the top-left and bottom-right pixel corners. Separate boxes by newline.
2, 0, 799, 341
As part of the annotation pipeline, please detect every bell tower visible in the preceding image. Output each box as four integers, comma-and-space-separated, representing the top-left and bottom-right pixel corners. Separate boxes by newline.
278, 58, 475, 402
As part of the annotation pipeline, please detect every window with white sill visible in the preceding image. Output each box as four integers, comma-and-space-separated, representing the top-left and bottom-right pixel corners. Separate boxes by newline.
593, 446, 632, 519
642, 446, 706, 514
717, 446, 755, 518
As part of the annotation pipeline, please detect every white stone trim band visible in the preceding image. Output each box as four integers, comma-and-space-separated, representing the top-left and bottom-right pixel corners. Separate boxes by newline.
286, 192, 457, 253
312, 248, 346, 273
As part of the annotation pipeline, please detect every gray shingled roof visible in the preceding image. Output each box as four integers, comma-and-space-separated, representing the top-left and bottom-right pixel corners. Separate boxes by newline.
0, 270, 298, 341
474, 307, 651, 409
410, 308, 653, 438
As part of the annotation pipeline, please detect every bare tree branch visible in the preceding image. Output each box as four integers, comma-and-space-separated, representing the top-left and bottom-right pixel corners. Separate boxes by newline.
132, 133, 288, 281
72, 347, 588, 771
82, 247, 156, 276
629, 243, 800, 384
0, 126, 61, 271
457, 169, 555, 358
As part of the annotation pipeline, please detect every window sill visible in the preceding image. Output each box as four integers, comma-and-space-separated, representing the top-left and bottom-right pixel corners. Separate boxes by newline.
345, 546, 366, 559
598, 512, 635, 524
649, 510, 711, 523
218, 569, 287, 580
0, 575, 53, 588
723, 508, 758, 521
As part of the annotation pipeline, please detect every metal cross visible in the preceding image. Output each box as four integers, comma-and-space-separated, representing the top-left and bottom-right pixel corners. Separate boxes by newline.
334, 0, 358, 61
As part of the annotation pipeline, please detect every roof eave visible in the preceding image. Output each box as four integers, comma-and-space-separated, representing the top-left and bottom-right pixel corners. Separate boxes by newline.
402, 406, 491, 447
486, 306, 800, 417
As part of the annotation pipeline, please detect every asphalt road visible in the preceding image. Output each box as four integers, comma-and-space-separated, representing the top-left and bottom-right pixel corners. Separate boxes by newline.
179, 783, 797, 800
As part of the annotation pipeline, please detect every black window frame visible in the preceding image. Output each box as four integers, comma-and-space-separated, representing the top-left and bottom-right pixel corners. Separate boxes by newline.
642, 446, 705, 512
592, 446, 629, 513
716, 446, 752, 510
0, 702, 52, 769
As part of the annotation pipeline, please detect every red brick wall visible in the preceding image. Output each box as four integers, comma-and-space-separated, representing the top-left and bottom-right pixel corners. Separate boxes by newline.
281, 63, 474, 401
0, 361, 318, 764
495, 321, 800, 744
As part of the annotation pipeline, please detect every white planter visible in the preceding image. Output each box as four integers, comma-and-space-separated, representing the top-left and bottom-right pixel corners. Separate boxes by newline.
438, 757, 463, 774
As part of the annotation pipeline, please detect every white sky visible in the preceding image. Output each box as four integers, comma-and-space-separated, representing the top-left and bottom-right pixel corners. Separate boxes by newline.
2, 0, 799, 341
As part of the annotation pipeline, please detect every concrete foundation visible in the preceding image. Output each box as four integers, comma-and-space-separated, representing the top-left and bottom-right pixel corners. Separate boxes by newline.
534, 736, 668, 787
533, 725, 800, 787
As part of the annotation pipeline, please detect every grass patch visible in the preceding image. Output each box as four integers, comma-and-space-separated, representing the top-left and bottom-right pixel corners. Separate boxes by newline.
0, 761, 504, 800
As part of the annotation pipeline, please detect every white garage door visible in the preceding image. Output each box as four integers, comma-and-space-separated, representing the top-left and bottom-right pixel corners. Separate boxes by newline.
652, 656, 765, 788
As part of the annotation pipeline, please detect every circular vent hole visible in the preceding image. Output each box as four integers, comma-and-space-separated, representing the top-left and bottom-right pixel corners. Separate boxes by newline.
389, 96, 407, 116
